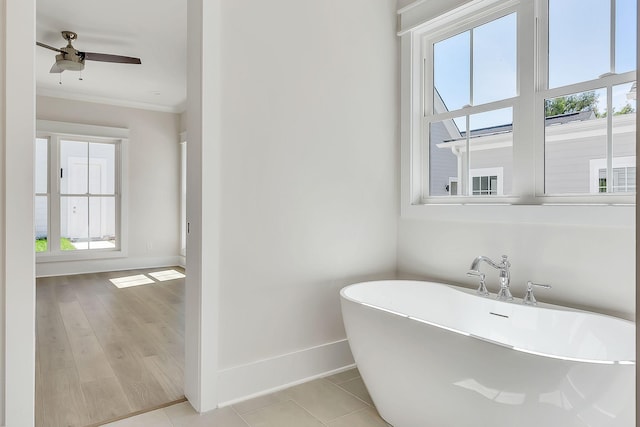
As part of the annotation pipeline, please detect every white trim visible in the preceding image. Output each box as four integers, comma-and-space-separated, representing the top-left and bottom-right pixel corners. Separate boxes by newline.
35, 255, 183, 278
218, 364, 358, 409
397, 0, 430, 15
36, 120, 129, 139
37, 88, 185, 114
397, 0, 518, 36
184, 0, 221, 413
217, 339, 355, 406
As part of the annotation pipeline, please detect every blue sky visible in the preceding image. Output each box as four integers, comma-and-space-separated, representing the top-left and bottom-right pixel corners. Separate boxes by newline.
433, 0, 636, 131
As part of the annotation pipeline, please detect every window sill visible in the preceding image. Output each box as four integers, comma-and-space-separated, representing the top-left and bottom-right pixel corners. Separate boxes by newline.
36, 248, 128, 263
401, 202, 635, 228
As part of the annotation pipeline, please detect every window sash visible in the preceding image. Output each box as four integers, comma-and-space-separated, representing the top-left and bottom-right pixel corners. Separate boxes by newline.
35, 133, 122, 255
410, 0, 635, 205
421, 4, 519, 201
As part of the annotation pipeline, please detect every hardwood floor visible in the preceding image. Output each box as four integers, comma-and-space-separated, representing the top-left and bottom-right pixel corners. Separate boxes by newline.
36, 268, 185, 427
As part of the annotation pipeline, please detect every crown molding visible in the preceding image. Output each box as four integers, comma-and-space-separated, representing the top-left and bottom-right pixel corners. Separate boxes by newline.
37, 87, 186, 114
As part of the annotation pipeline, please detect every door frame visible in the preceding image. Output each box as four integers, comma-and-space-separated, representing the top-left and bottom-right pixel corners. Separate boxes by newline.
3, 0, 222, 425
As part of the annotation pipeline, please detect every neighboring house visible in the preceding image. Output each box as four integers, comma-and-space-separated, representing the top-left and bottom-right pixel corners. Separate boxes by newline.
431, 109, 636, 196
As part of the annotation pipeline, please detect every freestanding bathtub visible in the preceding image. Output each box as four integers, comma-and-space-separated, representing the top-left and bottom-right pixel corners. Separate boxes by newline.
340, 280, 635, 427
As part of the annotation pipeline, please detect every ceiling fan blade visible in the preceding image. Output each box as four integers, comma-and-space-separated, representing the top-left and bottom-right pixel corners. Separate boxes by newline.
37, 41, 64, 53
81, 51, 141, 64
49, 63, 64, 73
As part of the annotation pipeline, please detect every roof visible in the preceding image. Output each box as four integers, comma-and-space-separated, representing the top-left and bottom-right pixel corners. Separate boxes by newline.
447, 110, 598, 142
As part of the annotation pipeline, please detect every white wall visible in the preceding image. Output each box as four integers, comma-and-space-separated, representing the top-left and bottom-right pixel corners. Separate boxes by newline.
36, 96, 182, 276
0, 0, 6, 421
213, 0, 399, 403
397, 215, 635, 320
2, 1, 36, 425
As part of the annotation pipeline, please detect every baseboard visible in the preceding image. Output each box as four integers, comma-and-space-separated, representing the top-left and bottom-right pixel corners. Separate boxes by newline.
36, 255, 183, 277
217, 339, 355, 407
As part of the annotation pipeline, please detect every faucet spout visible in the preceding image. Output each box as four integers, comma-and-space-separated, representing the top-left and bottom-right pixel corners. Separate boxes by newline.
468, 255, 512, 301
469, 255, 500, 272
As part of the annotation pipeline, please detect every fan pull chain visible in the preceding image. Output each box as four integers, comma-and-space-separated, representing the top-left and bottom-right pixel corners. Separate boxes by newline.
79, 71, 83, 81
59, 74, 62, 85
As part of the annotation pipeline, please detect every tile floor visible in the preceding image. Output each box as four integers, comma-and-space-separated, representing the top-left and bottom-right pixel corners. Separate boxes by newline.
102, 368, 391, 427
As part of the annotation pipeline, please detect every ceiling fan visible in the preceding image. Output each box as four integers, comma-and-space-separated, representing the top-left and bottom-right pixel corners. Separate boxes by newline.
36, 31, 141, 73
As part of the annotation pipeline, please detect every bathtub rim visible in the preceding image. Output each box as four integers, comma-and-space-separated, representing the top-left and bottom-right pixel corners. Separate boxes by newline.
340, 280, 636, 365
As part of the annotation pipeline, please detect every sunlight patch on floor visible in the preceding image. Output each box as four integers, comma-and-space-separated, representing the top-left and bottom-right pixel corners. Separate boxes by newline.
110, 274, 155, 288
149, 269, 186, 281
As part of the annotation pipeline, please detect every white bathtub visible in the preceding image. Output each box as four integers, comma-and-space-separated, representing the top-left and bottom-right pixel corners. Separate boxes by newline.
340, 280, 635, 427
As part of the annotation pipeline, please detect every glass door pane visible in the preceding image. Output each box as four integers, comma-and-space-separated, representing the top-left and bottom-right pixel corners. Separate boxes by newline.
89, 197, 116, 249
60, 196, 88, 250
60, 140, 88, 195
35, 196, 48, 252
35, 138, 49, 252
89, 143, 115, 195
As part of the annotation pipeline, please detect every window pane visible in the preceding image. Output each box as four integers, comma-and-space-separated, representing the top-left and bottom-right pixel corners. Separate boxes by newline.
472, 177, 481, 193
611, 167, 635, 192
89, 197, 116, 249
434, 31, 470, 112
60, 196, 88, 250
612, 81, 636, 192
35, 138, 48, 194
549, 0, 610, 88
35, 196, 48, 252
60, 140, 88, 195
615, 0, 637, 73
429, 116, 466, 196
545, 89, 607, 194
599, 169, 608, 192
469, 108, 513, 196
89, 143, 115, 195
473, 13, 517, 105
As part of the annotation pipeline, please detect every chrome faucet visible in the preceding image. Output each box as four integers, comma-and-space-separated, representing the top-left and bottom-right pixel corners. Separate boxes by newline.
468, 255, 512, 301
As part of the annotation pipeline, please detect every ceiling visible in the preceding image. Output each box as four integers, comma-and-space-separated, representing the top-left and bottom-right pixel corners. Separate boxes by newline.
36, 0, 187, 113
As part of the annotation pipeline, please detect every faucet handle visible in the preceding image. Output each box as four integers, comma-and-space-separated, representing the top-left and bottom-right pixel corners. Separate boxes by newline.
467, 270, 489, 297
466, 270, 483, 278
523, 281, 551, 305
500, 255, 510, 267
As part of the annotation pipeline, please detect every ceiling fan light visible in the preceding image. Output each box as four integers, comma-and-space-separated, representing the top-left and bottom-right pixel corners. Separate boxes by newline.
56, 59, 85, 71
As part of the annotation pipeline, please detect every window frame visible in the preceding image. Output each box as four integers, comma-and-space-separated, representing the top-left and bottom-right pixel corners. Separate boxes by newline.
35, 120, 129, 262
400, 0, 636, 214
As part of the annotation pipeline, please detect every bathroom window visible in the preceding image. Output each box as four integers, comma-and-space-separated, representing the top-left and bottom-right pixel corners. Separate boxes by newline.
402, 0, 636, 205
426, 13, 516, 199
542, 0, 636, 196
